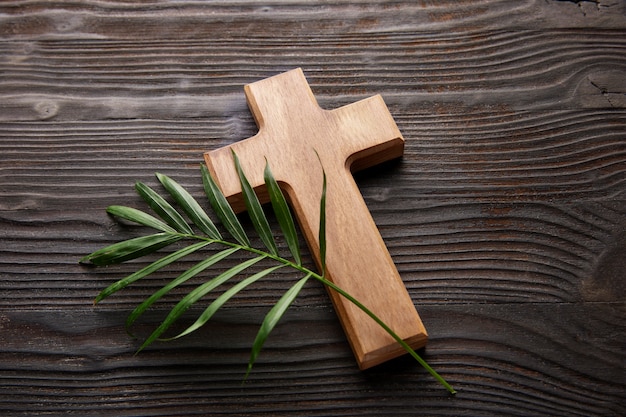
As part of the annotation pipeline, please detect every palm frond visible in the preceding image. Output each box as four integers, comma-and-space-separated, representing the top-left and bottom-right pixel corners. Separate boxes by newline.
82, 152, 455, 394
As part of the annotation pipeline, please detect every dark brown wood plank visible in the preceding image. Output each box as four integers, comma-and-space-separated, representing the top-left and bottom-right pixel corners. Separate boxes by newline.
1, 30, 625, 122
2, 109, 624, 212
1, 110, 624, 414
1, 0, 624, 41
1, 1, 625, 416
1, 108, 624, 308
0, 304, 624, 416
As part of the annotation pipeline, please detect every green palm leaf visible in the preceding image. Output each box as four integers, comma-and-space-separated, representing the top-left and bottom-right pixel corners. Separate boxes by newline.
164, 264, 285, 341
80, 233, 182, 266
106, 205, 177, 233
138, 255, 267, 352
125, 247, 240, 331
95, 240, 212, 304
232, 151, 278, 256
246, 273, 311, 378
156, 172, 221, 240
136, 181, 193, 234
264, 160, 301, 265
201, 164, 249, 246
318, 167, 327, 274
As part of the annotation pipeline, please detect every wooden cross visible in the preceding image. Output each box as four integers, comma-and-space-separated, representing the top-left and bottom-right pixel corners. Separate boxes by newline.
205, 68, 427, 369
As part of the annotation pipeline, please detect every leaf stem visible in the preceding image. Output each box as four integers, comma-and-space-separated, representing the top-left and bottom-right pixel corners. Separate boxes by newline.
310, 274, 456, 395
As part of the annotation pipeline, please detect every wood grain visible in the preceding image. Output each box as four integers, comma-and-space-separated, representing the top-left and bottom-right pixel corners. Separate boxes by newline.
0, 304, 623, 416
2, 109, 624, 309
1, 0, 625, 415
1, 30, 625, 122
0, 0, 624, 41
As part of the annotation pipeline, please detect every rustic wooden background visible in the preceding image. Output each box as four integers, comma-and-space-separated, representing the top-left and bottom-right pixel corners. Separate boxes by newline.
1, 1, 625, 416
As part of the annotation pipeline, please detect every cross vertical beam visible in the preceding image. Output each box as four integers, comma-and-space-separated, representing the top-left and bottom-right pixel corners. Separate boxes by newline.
205, 68, 427, 369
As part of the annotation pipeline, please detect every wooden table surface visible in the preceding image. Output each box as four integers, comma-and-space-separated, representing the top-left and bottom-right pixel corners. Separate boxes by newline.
1, 1, 625, 416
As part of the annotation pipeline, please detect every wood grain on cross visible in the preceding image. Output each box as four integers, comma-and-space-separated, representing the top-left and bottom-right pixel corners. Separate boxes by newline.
205, 68, 427, 369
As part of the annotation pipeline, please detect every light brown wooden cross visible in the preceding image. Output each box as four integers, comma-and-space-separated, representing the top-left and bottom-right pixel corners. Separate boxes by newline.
204, 68, 427, 369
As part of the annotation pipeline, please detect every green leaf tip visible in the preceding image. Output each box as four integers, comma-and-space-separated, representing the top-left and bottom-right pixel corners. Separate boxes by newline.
167, 264, 286, 342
